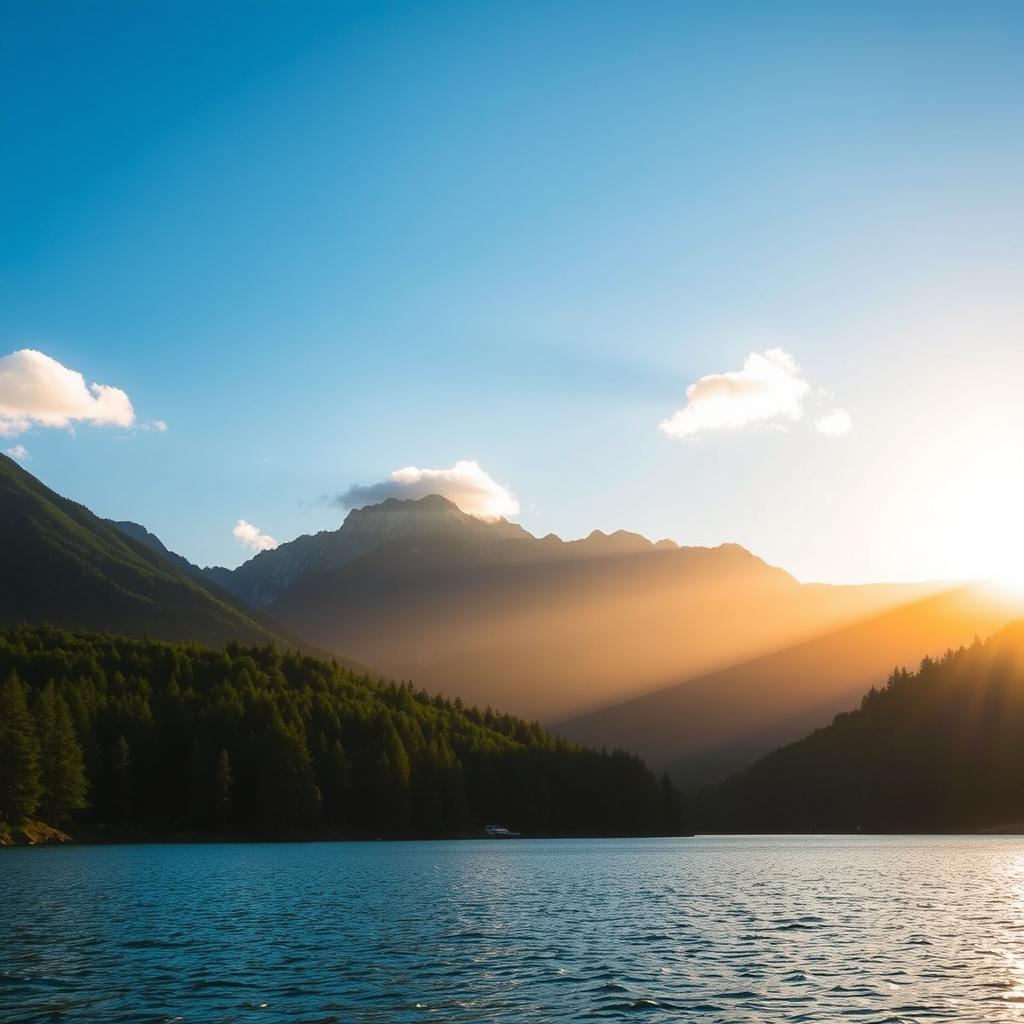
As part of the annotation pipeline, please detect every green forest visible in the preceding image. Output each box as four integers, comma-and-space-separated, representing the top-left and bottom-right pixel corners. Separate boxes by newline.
694, 623, 1024, 832
0, 627, 682, 840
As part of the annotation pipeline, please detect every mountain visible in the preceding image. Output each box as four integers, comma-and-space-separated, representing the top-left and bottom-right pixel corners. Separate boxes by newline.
203, 494, 531, 606
7, 453, 1007, 799
107, 519, 205, 579
695, 619, 1024, 832
556, 583, 1024, 784
216, 495, 937, 722
0, 454, 301, 649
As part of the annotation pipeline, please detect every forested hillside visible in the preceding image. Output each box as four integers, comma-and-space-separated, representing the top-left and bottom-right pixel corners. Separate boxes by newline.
695, 621, 1024, 832
0, 627, 682, 840
0, 454, 299, 650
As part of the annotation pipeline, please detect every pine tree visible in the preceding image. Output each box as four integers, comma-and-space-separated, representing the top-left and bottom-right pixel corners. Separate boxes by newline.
33, 683, 88, 826
109, 734, 133, 824
658, 773, 681, 835
0, 671, 41, 824
439, 740, 467, 833
214, 748, 233, 829
187, 733, 213, 824
319, 739, 349, 828
375, 727, 411, 834
258, 721, 320, 829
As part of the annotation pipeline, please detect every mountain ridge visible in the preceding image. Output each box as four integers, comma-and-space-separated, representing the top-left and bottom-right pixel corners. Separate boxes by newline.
555, 581, 1024, 784
695, 617, 1024, 832
261, 507, 937, 721
69, 479, 985, 754
0, 454, 324, 653
202, 494, 534, 606
103, 489, 950, 728
107, 519, 206, 580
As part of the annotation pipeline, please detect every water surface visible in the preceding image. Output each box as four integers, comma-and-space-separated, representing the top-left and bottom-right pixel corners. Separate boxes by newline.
4, 836, 1024, 1022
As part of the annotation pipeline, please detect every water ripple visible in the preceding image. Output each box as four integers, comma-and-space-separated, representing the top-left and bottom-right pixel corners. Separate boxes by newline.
3, 836, 1024, 1022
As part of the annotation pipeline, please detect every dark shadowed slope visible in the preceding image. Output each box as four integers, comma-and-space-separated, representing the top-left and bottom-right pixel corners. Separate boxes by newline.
696, 619, 1024, 833
0, 455, 298, 649
107, 519, 206, 580
259, 496, 935, 721
556, 584, 1024, 784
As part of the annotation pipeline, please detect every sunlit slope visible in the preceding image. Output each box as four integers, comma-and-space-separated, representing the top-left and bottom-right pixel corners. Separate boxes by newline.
0, 455, 297, 648
269, 503, 935, 721
698, 618, 1024, 832
556, 584, 1024, 784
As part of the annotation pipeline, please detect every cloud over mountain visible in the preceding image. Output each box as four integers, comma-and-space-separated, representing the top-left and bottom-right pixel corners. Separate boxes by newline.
233, 519, 278, 552
0, 349, 135, 436
337, 459, 519, 522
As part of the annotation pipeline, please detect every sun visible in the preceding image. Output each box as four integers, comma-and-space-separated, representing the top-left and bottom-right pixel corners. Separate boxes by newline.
965, 528, 1024, 595
931, 457, 1024, 592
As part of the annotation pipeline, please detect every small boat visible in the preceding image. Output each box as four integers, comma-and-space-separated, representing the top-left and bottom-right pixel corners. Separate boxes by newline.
483, 824, 521, 839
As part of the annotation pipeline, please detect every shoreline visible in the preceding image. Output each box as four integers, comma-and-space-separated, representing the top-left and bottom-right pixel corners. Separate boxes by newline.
8, 826, 1024, 847
0, 821, 695, 847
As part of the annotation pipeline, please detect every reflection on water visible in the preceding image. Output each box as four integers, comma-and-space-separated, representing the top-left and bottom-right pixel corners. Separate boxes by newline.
3, 836, 1024, 1022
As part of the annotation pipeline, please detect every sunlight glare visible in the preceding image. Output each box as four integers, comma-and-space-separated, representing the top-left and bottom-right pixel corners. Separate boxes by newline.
947, 468, 1024, 592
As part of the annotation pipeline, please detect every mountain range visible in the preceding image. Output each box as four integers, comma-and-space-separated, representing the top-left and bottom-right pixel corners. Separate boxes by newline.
196, 494, 938, 723
5, 452, 1022, 792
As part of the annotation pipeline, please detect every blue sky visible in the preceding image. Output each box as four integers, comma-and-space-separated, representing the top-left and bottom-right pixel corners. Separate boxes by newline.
3, 1, 1023, 581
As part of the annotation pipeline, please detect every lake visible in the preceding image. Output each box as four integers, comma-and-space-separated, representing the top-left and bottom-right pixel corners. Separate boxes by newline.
3, 836, 1024, 1022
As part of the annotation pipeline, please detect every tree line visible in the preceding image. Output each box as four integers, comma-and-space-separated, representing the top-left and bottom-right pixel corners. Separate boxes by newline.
0, 627, 682, 838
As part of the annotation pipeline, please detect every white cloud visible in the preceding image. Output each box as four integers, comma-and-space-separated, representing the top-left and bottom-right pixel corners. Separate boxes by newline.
5, 444, 30, 463
338, 459, 519, 521
142, 419, 168, 433
815, 408, 853, 437
233, 519, 278, 552
0, 349, 135, 437
660, 348, 812, 440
